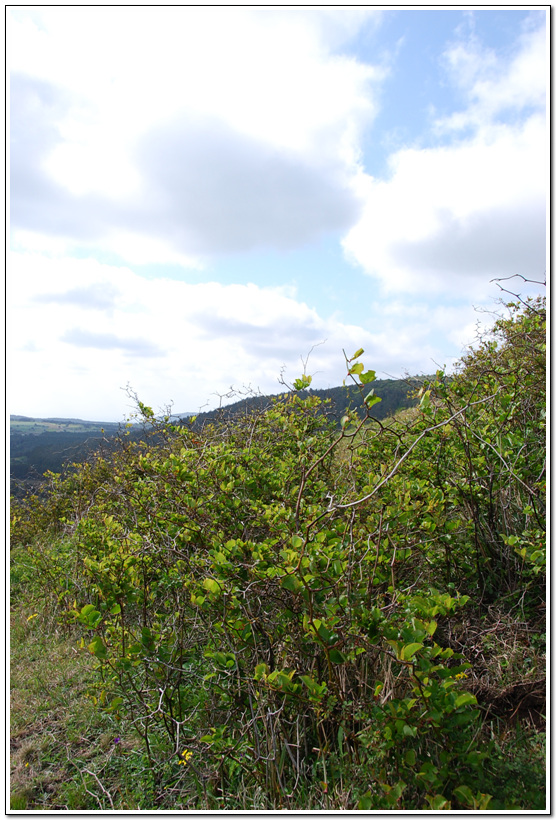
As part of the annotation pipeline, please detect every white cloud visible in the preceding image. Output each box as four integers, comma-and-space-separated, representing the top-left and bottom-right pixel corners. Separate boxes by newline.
8, 10, 547, 423
439, 21, 546, 131
8, 8, 385, 262
9, 251, 470, 420
343, 17, 547, 296
102, 232, 204, 269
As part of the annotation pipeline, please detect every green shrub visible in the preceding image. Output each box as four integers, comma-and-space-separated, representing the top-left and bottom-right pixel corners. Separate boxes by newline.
11, 296, 545, 810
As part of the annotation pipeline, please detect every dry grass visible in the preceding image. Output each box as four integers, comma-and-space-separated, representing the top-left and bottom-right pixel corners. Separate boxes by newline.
435, 600, 546, 735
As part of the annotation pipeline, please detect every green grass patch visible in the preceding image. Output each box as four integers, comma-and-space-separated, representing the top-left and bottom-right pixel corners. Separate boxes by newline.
10, 604, 147, 810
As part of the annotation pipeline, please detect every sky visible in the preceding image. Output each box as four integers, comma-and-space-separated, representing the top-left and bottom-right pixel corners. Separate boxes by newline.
8, 7, 548, 421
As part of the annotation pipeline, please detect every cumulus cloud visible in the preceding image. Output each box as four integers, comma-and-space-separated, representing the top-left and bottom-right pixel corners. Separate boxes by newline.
10, 252, 467, 420
132, 116, 362, 255
343, 15, 547, 295
9, 9, 383, 262
10, 73, 113, 241
392, 193, 546, 282
61, 329, 165, 358
8, 10, 546, 422
33, 282, 121, 311
438, 21, 546, 130
10, 73, 363, 256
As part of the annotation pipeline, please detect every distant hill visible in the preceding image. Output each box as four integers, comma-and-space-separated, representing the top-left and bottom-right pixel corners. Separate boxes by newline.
10, 415, 123, 435
187, 377, 423, 429
9, 379, 422, 497
9, 416, 125, 497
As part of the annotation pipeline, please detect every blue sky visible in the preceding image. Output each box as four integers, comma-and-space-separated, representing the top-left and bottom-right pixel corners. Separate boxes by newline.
8, 7, 547, 420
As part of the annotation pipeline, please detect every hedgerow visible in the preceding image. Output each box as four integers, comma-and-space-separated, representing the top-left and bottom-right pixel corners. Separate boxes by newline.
11, 296, 545, 810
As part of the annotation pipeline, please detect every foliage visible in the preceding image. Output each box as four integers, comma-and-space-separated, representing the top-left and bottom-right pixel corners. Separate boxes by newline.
189, 375, 419, 431
10, 378, 417, 499
11, 297, 545, 810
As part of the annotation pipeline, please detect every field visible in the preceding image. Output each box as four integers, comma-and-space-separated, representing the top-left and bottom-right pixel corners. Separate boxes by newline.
10, 417, 121, 436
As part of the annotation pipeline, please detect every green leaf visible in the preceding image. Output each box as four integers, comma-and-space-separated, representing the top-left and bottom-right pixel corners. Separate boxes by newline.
454, 692, 477, 709
364, 392, 381, 408
426, 794, 451, 810
281, 574, 301, 592
299, 674, 320, 693
360, 370, 376, 384
404, 749, 416, 767
338, 725, 344, 753
420, 390, 431, 410
79, 604, 102, 628
400, 642, 423, 661
349, 362, 364, 375
88, 636, 107, 659
476, 793, 492, 810
200, 733, 216, 744
203, 578, 220, 594
329, 648, 346, 664
141, 627, 156, 652
386, 639, 401, 657
138, 401, 154, 418
316, 623, 333, 642
351, 348, 364, 359
453, 785, 474, 806
358, 792, 373, 810
254, 663, 269, 681
275, 671, 295, 688
293, 374, 312, 390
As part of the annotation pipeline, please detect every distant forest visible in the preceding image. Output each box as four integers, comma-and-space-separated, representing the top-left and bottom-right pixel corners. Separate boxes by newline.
10, 378, 421, 497
191, 377, 421, 428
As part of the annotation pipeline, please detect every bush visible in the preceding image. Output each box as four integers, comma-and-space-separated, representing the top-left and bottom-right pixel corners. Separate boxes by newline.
11, 296, 545, 810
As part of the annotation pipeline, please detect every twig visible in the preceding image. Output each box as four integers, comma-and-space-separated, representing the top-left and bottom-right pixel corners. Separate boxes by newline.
333, 392, 500, 511
82, 768, 115, 811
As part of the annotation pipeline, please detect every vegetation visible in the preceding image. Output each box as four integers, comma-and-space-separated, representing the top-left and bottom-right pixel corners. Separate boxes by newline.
10, 296, 546, 810
189, 376, 419, 429
10, 379, 417, 499
10, 419, 122, 498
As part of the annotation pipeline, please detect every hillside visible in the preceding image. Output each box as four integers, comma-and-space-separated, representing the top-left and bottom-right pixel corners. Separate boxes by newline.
189, 376, 421, 429
10, 299, 546, 810
10, 379, 419, 497
10, 417, 124, 498
10, 416, 122, 433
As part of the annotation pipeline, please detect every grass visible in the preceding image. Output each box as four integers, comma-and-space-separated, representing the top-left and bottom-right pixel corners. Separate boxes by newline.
9, 596, 373, 811
9, 603, 146, 810
10, 524, 546, 811
11, 602, 545, 811
10, 420, 121, 435
10, 600, 252, 811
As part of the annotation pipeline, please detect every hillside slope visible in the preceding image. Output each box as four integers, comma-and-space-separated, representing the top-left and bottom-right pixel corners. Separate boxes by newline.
10, 298, 545, 810
10, 378, 420, 496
